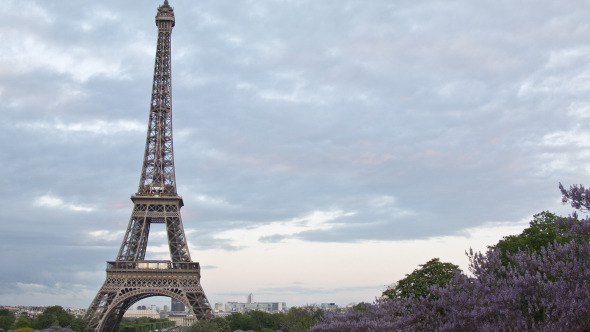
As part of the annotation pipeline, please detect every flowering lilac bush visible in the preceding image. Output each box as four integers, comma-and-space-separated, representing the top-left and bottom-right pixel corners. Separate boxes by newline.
560, 182, 590, 212
311, 185, 590, 331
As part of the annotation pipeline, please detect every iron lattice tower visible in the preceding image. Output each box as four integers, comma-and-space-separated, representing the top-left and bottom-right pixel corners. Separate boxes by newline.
84, 2, 212, 331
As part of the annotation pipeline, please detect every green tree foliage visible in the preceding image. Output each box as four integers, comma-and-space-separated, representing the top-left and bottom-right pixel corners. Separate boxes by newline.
351, 302, 368, 312
250, 310, 285, 331
225, 312, 257, 331
69, 317, 86, 332
13, 315, 33, 329
32, 313, 59, 330
119, 317, 174, 332
0, 309, 15, 331
32, 306, 74, 330
15, 328, 35, 332
189, 317, 230, 332
191, 307, 322, 332
382, 258, 461, 300
490, 211, 568, 265
282, 306, 323, 332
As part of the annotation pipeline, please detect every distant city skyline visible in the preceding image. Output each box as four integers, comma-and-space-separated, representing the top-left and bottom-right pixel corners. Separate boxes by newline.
1, 0, 589, 309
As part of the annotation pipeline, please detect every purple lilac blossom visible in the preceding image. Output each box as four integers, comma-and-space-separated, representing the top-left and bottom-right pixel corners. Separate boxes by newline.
312, 185, 590, 331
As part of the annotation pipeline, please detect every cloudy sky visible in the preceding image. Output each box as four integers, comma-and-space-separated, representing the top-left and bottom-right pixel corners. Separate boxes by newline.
1, 0, 590, 309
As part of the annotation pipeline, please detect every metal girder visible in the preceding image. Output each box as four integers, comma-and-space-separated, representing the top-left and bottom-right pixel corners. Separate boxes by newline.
117, 196, 191, 263
138, 1, 176, 197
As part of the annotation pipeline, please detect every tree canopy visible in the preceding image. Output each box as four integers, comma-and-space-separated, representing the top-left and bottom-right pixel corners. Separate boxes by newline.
13, 315, 32, 330
381, 258, 460, 300
32, 306, 73, 330
0, 309, 15, 331
490, 211, 568, 265
190, 306, 323, 332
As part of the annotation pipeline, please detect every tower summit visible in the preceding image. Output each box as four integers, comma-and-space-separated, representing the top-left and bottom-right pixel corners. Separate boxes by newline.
84, 2, 212, 331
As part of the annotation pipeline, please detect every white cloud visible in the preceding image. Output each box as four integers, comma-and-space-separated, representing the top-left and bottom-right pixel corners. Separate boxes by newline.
34, 194, 94, 212
0, 34, 125, 82
2, 0, 54, 24
369, 195, 396, 208
221, 34, 243, 47
195, 194, 230, 206
541, 126, 590, 148
77, 7, 119, 32
214, 210, 354, 247
145, 244, 170, 254
8, 281, 98, 308
87, 230, 125, 242
19, 119, 144, 135
15, 282, 48, 291
518, 47, 590, 98
568, 102, 590, 119
546, 47, 590, 69
193, 9, 227, 28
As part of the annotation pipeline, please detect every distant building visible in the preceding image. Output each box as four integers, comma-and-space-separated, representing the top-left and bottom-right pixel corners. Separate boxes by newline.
167, 313, 196, 326
225, 301, 287, 313
320, 303, 338, 310
123, 305, 160, 319
215, 311, 232, 318
214, 302, 224, 312
171, 298, 185, 312
224, 294, 286, 313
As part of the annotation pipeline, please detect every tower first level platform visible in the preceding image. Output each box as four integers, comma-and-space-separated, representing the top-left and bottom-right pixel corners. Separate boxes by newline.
85, 261, 211, 331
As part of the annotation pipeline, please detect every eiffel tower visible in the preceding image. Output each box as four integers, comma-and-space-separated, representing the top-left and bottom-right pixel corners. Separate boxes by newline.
84, 2, 212, 331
